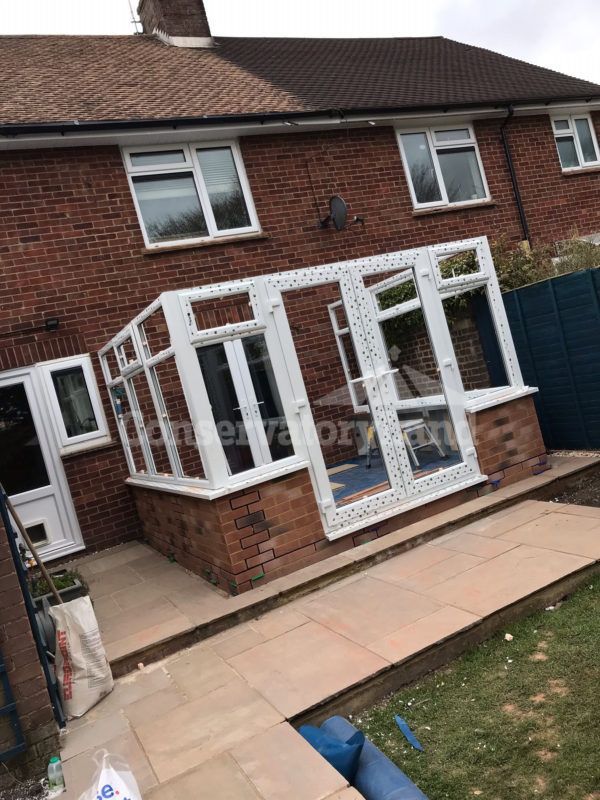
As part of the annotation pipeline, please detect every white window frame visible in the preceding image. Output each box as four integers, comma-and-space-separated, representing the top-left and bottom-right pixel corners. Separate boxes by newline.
396, 124, 490, 210
122, 141, 260, 249
332, 239, 525, 415
40, 355, 110, 449
551, 114, 600, 171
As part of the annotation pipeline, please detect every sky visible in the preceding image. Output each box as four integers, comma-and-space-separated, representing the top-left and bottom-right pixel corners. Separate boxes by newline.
3, 0, 600, 84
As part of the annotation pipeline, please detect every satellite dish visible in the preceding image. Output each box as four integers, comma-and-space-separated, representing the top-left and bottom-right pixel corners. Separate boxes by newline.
329, 195, 348, 231
318, 194, 364, 231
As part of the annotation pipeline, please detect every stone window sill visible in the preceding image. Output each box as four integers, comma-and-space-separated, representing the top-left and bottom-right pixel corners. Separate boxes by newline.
142, 231, 270, 256
412, 200, 496, 218
60, 437, 115, 459
561, 166, 600, 177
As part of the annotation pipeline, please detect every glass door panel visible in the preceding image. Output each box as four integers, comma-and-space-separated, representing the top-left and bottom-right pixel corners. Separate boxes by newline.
0, 382, 50, 496
274, 279, 394, 510
361, 266, 470, 489
240, 335, 294, 462
196, 342, 256, 475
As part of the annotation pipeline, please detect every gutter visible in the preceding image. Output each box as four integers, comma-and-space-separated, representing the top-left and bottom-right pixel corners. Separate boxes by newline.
1, 94, 599, 138
501, 105, 531, 246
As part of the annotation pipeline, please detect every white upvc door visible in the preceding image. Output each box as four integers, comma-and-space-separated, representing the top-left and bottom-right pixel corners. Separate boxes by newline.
0, 369, 83, 561
264, 265, 412, 533
355, 251, 482, 500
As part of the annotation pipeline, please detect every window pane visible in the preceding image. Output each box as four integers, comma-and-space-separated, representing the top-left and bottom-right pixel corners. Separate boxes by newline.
553, 119, 570, 132
196, 148, 251, 230
434, 128, 470, 142
574, 118, 598, 163
242, 335, 294, 462
132, 172, 208, 244
52, 366, 99, 438
130, 150, 186, 167
442, 286, 509, 391
196, 343, 255, 475
437, 146, 486, 203
556, 136, 580, 169
0, 383, 50, 495
401, 133, 443, 204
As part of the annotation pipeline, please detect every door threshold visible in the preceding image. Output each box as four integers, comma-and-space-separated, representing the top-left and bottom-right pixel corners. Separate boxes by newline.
326, 473, 487, 541
37, 542, 86, 563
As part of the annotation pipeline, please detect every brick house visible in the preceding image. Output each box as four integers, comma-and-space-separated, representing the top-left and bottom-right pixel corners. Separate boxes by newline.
1, 0, 600, 599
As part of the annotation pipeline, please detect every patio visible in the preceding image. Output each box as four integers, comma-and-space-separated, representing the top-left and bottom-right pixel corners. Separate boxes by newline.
60, 491, 600, 798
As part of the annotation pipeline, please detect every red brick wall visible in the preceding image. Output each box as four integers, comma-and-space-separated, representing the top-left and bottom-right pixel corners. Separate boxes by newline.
1, 114, 585, 554
506, 112, 600, 245
469, 394, 548, 489
0, 515, 58, 784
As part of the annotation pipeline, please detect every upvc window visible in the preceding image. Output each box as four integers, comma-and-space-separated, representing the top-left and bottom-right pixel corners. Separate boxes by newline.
397, 126, 489, 209
552, 115, 600, 170
40, 356, 110, 448
123, 142, 259, 248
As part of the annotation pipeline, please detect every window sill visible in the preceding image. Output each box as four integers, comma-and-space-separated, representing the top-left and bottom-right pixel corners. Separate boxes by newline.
465, 386, 538, 414
561, 166, 600, 177
412, 199, 496, 217
142, 231, 269, 255
125, 459, 311, 501
59, 437, 115, 459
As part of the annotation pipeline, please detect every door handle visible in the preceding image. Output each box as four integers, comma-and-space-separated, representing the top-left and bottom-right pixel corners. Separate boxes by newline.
377, 368, 399, 378
349, 374, 375, 384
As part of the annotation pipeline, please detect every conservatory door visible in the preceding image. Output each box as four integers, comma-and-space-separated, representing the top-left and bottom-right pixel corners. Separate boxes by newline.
265, 268, 412, 531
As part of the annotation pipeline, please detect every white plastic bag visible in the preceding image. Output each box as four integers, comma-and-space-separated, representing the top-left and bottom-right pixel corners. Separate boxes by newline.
78, 751, 143, 800
49, 596, 113, 718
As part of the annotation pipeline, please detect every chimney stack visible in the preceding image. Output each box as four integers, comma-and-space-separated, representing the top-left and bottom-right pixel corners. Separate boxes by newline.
137, 0, 213, 48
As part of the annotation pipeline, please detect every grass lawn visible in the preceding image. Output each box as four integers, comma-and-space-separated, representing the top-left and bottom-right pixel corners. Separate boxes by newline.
358, 579, 599, 800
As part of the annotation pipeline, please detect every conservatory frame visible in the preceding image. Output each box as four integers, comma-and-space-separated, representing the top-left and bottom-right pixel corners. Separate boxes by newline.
99, 236, 534, 540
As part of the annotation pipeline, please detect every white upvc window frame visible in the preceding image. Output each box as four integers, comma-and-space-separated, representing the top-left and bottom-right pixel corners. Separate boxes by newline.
551, 113, 600, 171
396, 124, 490, 210
332, 238, 525, 416
39, 355, 110, 450
122, 140, 260, 249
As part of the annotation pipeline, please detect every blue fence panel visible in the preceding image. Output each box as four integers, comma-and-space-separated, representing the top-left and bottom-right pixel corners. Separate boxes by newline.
501, 268, 600, 450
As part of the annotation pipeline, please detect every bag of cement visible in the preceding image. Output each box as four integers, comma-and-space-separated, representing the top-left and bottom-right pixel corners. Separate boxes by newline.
78, 751, 142, 800
49, 596, 113, 718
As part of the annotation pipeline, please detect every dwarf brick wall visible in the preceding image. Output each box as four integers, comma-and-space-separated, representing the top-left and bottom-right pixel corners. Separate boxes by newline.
469, 394, 548, 489
131, 468, 323, 594
0, 516, 58, 786
2, 113, 590, 557
131, 394, 546, 594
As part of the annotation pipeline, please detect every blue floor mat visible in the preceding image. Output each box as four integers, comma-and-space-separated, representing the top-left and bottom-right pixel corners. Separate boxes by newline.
329, 449, 461, 503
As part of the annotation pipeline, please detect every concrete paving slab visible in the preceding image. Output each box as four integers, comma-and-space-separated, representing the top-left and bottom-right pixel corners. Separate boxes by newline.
299, 577, 442, 647
232, 722, 348, 800
228, 621, 388, 717
500, 512, 600, 559
210, 626, 266, 658
123, 684, 187, 729
366, 544, 457, 584
396, 552, 484, 592
145, 753, 261, 800
460, 501, 551, 537
134, 677, 283, 782
61, 712, 129, 761
430, 530, 519, 558
425, 545, 592, 617
249, 608, 310, 639
166, 645, 238, 699
367, 605, 480, 662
